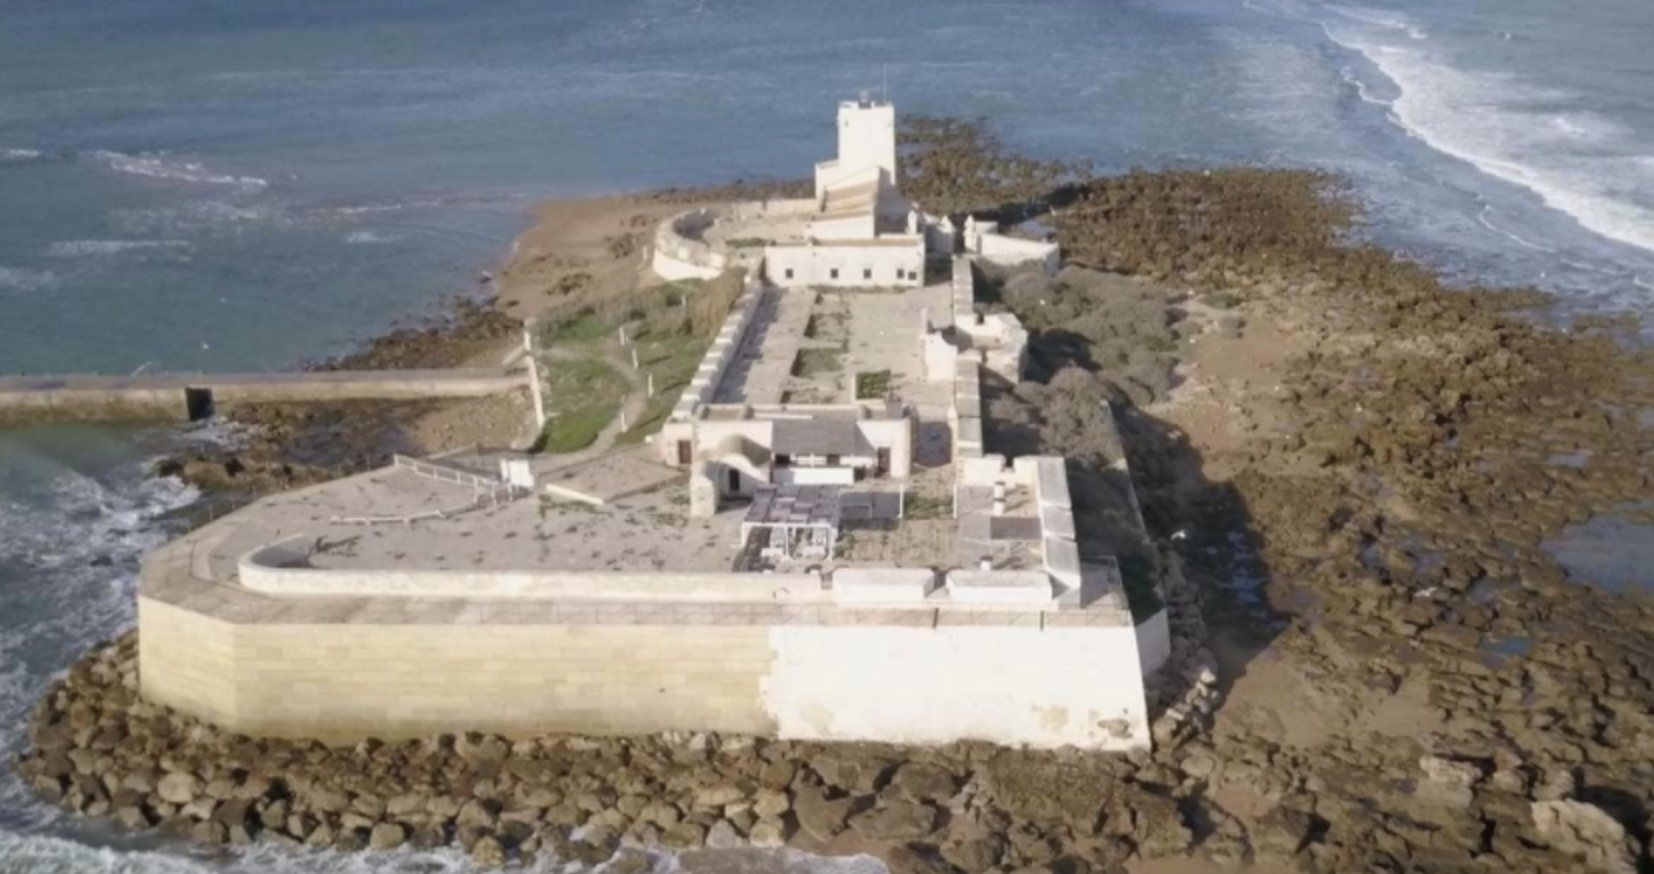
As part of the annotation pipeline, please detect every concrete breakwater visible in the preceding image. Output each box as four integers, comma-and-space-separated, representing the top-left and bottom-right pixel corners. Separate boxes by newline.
0, 368, 528, 424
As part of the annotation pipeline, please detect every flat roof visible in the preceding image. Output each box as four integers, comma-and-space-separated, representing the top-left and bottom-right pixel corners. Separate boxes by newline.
746, 484, 842, 528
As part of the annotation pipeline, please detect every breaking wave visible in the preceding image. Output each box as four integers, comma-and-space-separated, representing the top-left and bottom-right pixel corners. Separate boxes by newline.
88, 150, 268, 192
0, 266, 57, 294
45, 240, 193, 259
0, 462, 198, 831
0, 148, 43, 164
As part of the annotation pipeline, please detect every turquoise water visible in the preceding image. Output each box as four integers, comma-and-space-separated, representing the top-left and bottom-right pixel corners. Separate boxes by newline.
2, 0, 1653, 870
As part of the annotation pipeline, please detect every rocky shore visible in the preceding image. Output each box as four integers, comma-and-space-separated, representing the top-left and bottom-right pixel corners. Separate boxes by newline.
17, 144, 1654, 873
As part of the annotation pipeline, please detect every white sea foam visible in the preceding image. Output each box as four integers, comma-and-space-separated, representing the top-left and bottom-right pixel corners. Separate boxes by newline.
345, 230, 397, 245
1338, 64, 1390, 106
88, 150, 268, 192
45, 239, 192, 258
1316, 19, 1654, 256
0, 465, 199, 833
1477, 205, 1556, 254
0, 266, 56, 293
1326, 5, 1427, 40
0, 148, 42, 163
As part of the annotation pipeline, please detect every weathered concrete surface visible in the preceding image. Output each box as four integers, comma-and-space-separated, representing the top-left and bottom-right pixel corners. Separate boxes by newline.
0, 368, 528, 425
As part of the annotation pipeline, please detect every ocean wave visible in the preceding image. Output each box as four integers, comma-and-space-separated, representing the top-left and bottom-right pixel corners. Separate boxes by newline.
1314, 19, 1654, 256
0, 266, 56, 293
45, 240, 192, 258
1326, 4, 1427, 40
0, 464, 198, 831
0, 148, 43, 164
345, 231, 397, 245
1338, 64, 1391, 106
88, 150, 268, 192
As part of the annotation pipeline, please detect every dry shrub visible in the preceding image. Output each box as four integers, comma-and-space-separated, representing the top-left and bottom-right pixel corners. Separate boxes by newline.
691, 270, 746, 339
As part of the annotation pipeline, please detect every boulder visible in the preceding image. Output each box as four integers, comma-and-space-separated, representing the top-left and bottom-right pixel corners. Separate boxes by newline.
706, 819, 745, 849
457, 798, 501, 830
369, 822, 407, 851
1252, 806, 1314, 857
749, 818, 787, 848
1531, 800, 1636, 874
941, 835, 1005, 871
759, 759, 798, 791
794, 787, 854, 841
156, 772, 199, 806
849, 800, 938, 842
470, 834, 506, 867
889, 763, 959, 804
754, 788, 790, 818
661, 822, 708, 849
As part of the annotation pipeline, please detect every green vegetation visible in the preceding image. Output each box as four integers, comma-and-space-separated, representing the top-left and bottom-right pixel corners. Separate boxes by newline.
725, 237, 772, 249
855, 369, 892, 400
532, 270, 747, 450
534, 357, 627, 453
792, 348, 844, 378
902, 493, 949, 521
615, 332, 708, 446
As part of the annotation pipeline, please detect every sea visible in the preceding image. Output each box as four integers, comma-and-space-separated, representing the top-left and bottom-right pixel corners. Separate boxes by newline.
1, 0, 1651, 870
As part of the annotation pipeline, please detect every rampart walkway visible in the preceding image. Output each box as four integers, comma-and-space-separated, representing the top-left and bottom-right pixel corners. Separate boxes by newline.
0, 368, 529, 424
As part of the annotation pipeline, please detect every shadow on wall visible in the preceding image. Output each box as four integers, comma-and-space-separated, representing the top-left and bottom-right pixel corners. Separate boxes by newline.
976, 265, 1286, 733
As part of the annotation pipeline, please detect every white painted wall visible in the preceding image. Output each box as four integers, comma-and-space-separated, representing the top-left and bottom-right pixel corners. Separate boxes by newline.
763, 624, 1151, 750
765, 243, 923, 289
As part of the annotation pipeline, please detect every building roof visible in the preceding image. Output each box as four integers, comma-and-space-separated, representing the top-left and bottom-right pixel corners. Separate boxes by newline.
772, 418, 859, 457
745, 485, 842, 528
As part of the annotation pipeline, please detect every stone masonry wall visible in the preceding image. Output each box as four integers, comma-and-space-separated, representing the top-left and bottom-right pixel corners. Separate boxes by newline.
139, 597, 778, 744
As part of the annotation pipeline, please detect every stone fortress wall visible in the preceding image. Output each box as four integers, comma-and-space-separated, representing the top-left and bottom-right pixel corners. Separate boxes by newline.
139, 525, 1152, 749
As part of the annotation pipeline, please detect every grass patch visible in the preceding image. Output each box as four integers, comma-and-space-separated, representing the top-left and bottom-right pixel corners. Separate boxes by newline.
792, 348, 844, 378
1202, 291, 1241, 310
903, 493, 949, 520
855, 369, 893, 400
725, 237, 772, 249
535, 358, 627, 454
616, 332, 709, 446
548, 310, 612, 344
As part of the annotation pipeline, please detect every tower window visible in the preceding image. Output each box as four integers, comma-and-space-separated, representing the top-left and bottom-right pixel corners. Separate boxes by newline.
784, 268, 794, 280
830, 268, 839, 280
863, 268, 872, 280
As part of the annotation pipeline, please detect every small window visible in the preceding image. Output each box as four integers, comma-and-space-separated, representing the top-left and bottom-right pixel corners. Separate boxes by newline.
775, 453, 792, 467
863, 268, 872, 280
826, 454, 841, 467
896, 268, 905, 280
830, 268, 839, 280
784, 268, 794, 280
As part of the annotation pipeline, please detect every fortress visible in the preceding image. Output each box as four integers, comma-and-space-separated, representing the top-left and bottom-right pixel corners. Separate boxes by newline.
137, 97, 1171, 753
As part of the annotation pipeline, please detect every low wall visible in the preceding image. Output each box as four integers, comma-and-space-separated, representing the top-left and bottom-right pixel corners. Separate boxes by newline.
652, 209, 728, 281
240, 539, 830, 601
971, 231, 1060, 274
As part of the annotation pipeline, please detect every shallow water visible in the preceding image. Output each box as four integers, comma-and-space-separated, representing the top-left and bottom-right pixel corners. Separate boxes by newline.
1542, 504, 1654, 595
2, 0, 1653, 870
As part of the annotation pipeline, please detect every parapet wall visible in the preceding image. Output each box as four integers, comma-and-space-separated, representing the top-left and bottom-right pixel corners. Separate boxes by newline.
668, 277, 766, 421
651, 201, 817, 282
